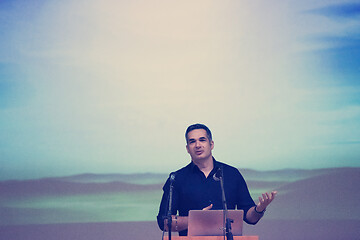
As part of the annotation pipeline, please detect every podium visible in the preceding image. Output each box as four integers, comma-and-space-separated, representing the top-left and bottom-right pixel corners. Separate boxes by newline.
164, 237, 259, 240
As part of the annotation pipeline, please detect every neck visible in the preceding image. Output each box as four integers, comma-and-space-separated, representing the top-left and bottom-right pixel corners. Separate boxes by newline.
192, 156, 214, 177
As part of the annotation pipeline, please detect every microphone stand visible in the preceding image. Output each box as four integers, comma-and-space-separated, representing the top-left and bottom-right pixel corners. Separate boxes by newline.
165, 174, 175, 240
218, 169, 233, 240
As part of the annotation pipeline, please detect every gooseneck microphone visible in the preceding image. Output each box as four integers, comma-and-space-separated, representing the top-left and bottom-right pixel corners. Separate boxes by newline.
213, 167, 222, 181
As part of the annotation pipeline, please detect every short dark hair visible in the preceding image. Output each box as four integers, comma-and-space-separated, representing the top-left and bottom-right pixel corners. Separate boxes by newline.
185, 123, 212, 143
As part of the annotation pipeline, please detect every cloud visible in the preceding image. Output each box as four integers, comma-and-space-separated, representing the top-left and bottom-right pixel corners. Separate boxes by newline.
297, 3, 360, 90
307, 3, 360, 19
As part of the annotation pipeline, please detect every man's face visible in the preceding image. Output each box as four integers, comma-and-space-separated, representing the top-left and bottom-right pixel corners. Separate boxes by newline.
186, 129, 214, 162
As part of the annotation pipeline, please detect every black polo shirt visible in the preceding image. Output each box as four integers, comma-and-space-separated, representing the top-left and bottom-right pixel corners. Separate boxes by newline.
157, 158, 256, 236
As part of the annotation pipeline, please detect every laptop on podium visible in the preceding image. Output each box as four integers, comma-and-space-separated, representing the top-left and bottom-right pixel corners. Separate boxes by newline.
188, 210, 244, 236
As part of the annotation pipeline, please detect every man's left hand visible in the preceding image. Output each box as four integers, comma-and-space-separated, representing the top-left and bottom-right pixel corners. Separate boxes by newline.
256, 191, 277, 212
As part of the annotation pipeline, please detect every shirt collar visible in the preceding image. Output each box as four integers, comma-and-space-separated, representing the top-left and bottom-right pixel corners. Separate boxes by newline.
190, 157, 219, 172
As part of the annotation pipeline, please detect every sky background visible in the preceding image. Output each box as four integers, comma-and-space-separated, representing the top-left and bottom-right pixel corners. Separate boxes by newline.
0, 0, 360, 180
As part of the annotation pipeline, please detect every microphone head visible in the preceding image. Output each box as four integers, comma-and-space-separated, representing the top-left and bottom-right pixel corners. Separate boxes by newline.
170, 173, 176, 182
213, 167, 222, 181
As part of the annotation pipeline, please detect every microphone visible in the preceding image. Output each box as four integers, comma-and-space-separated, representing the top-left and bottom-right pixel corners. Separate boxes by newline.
170, 173, 176, 182
167, 172, 176, 240
168, 173, 176, 213
213, 167, 222, 181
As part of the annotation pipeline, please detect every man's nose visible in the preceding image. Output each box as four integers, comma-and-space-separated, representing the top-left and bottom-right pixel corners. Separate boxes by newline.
195, 141, 201, 147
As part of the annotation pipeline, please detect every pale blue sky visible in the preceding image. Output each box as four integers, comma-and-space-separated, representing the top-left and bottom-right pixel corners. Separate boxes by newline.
1, 0, 360, 180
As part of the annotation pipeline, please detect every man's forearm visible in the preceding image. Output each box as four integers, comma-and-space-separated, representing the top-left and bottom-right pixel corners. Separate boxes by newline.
246, 206, 265, 224
164, 215, 188, 232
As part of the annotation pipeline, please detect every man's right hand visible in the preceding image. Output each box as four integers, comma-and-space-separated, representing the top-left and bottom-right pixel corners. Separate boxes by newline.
202, 204, 213, 210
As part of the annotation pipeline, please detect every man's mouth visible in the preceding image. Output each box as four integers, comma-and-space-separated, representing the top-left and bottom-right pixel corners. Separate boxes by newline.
196, 150, 203, 155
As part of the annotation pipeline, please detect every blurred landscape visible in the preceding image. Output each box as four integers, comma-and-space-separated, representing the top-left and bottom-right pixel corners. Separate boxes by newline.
1, 167, 359, 240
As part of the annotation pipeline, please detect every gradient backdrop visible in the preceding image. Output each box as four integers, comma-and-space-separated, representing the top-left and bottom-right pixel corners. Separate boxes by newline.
0, 0, 360, 239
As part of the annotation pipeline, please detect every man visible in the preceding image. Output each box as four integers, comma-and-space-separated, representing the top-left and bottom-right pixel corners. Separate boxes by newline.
157, 123, 276, 236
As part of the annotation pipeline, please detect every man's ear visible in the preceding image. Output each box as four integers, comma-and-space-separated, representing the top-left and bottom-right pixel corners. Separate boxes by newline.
210, 140, 214, 150
186, 144, 190, 153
